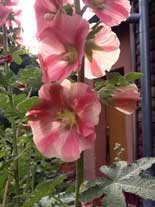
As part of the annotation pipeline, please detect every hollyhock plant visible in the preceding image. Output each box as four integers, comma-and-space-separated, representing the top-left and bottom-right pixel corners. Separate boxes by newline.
38, 13, 89, 82
111, 84, 141, 114
0, 5, 11, 26
34, 0, 63, 36
85, 25, 120, 79
83, 0, 131, 27
26, 79, 101, 162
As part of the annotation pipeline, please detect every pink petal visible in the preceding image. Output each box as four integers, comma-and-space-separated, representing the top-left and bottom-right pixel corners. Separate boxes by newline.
83, 0, 131, 27
112, 84, 141, 114
85, 26, 120, 79
61, 129, 81, 162
0, 5, 11, 26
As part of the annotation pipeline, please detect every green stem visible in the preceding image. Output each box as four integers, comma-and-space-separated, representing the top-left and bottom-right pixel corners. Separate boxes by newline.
74, 2, 85, 206
2, 5, 20, 205
74, 0, 81, 15
75, 153, 84, 207
52, 195, 69, 207
8, 93, 20, 207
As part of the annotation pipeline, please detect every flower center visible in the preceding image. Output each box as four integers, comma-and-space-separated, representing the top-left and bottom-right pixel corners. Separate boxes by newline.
63, 44, 78, 65
90, 0, 104, 9
58, 109, 77, 128
44, 12, 56, 21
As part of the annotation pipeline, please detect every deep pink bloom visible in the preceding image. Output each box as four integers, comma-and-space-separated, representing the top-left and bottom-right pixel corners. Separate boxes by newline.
26, 80, 101, 162
38, 13, 89, 82
111, 84, 141, 114
34, 0, 63, 35
83, 0, 131, 27
0, 5, 11, 26
0, 54, 13, 64
85, 25, 120, 79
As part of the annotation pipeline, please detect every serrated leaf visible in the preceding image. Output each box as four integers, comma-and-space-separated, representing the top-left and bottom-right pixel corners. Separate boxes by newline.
121, 175, 155, 200
125, 72, 143, 81
17, 96, 40, 114
80, 178, 111, 203
80, 158, 155, 206
100, 158, 155, 180
103, 185, 126, 207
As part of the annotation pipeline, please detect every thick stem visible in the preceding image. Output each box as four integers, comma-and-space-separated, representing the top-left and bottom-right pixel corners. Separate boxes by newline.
75, 153, 84, 207
75, 61, 85, 207
74, 2, 85, 206
74, 0, 81, 15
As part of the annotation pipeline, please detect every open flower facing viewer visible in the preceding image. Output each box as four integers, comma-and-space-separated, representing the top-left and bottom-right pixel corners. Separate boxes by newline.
26, 80, 101, 162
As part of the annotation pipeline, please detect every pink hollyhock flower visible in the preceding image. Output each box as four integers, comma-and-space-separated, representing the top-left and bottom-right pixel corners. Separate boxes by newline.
0, 5, 11, 26
34, 0, 63, 36
38, 13, 89, 82
85, 25, 120, 79
26, 80, 101, 162
83, 0, 131, 27
111, 84, 141, 114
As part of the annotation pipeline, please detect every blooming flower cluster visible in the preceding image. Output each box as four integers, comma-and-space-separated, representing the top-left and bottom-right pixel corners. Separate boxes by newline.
18, 0, 140, 162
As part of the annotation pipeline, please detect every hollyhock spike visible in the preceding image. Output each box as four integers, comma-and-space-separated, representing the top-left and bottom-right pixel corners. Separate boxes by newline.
111, 84, 141, 114
83, 0, 131, 27
85, 25, 120, 79
26, 80, 101, 162
38, 13, 89, 82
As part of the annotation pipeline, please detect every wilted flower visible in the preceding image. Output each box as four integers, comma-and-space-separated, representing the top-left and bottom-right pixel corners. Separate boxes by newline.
26, 80, 101, 162
83, 0, 131, 27
85, 25, 120, 79
111, 84, 141, 114
38, 13, 89, 82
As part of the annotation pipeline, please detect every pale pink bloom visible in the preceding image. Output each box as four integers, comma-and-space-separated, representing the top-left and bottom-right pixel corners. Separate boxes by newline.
34, 0, 63, 36
0, 5, 11, 26
38, 13, 89, 82
26, 80, 101, 162
112, 84, 141, 114
83, 0, 131, 27
85, 25, 120, 79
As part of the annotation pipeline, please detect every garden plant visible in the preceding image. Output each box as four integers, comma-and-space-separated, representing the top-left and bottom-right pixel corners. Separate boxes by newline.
0, 0, 155, 206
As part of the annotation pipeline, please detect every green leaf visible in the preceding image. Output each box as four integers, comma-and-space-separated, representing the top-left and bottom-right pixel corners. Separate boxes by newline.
121, 174, 155, 200
80, 158, 155, 207
80, 179, 111, 203
125, 72, 143, 81
17, 96, 40, 114
22, 175, 66, 207
103, 185, 126, 207
17, 67, 42, 89
106, 72, 128, 86
12, 52, 22, 64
